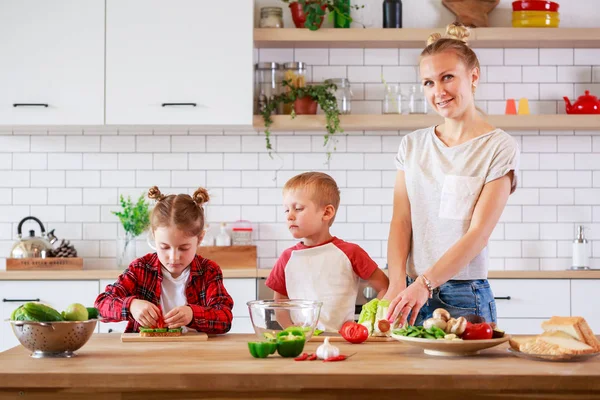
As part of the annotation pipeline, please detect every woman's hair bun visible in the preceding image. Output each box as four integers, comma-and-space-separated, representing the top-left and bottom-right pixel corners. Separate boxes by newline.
192, 187, 210, 206
148, 186, 166, 201
427, 23, 471, 46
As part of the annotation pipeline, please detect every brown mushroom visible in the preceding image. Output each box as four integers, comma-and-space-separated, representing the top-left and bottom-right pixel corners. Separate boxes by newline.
423, 317, 447, 331
445, 317, 467, 335
432, 308, 451, 322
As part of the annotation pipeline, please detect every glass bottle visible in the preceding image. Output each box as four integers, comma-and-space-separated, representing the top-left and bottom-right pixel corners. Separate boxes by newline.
326, 78, 353, 115
409, 84, 428, 114
383, 84, 403, 114
200, 224, 215, 246
383, 0, 402, 28
215, 223, 231, 247
259, 7, 284, 28
333, 0, 351, 28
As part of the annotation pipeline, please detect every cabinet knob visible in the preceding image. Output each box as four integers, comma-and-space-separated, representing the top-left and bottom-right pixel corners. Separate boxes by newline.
108, 329, 113, 333
494, 296, 511, 300
363, 286, 376, 300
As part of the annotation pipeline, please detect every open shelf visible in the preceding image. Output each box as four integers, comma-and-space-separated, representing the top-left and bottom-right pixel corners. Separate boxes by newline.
254, 28, 600, 49
253, 114, 600, 131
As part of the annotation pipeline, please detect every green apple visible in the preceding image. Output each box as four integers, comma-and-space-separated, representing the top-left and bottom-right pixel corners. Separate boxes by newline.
62, 303, 89, 321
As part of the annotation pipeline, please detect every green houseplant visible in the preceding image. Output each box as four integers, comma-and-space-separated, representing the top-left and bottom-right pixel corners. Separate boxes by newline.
260, 79, 343, 158
282, 0, 363, 30
112, 194, 150, 269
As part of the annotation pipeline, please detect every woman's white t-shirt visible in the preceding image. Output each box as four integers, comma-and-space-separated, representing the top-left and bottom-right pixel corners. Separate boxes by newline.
395, 126, 520, 281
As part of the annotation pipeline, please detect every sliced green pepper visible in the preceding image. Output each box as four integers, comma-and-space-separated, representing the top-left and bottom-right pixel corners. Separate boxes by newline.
276, 327, 306, 358
248, 341, 278, 358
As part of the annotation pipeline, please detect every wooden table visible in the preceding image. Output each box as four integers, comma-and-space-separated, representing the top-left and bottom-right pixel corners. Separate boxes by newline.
0, 333, 598, 399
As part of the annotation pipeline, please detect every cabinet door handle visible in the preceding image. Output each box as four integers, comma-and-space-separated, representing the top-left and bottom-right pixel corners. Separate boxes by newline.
108, 329, 113, 333
13, 103, 49, 107
3, 298, 40, 302
494, 296, 511, 300
161, 103, 197, 107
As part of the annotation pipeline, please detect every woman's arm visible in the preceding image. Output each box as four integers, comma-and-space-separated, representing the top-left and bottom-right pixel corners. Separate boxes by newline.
387, 172, 513, 324
383, 170, 413, 300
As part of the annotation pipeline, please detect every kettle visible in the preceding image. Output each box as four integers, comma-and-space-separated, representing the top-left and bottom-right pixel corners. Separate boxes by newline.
563, 90, 600, 114
10, 216, 56, 259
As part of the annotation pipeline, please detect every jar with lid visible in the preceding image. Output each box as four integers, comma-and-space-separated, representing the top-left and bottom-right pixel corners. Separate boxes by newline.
409, 84, 428, 114
383, 84, 403, 114
259, 7, 284, 28
254, 62, 283, 115
282, 62, 308, 114
326, 78, 353, 115
231, 220, 253, 246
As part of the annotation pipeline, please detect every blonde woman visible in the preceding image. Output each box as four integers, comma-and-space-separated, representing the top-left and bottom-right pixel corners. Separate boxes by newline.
385, 23, 520, 327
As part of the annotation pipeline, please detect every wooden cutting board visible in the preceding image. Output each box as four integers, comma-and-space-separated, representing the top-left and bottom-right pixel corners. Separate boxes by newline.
121, 332, 208, 342
309, 334, 395, 343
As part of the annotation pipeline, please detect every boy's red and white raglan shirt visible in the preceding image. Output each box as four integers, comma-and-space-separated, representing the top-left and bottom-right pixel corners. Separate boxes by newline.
265, 237, 378, 331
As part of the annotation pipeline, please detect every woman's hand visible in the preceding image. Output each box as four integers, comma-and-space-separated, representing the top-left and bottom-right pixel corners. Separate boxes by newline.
164, 305, 193, 328
386, 280, 430, 327
130, 299, 162, 328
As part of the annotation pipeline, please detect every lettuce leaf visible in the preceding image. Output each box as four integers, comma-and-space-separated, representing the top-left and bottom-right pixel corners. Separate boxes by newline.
357, 298, 379, 334
373, 299, 391, 336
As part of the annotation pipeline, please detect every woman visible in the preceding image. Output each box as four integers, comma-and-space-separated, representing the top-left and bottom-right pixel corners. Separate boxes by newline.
385, 23, 520, 327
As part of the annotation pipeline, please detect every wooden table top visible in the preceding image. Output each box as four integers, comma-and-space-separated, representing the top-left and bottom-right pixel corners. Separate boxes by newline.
0, 333, 598, 394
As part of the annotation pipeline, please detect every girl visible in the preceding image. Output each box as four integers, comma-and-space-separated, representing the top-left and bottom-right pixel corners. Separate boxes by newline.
385, 23, 520, 326
95, 186, 234, 333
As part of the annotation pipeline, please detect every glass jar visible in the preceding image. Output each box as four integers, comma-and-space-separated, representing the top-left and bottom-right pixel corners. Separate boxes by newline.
259, 7, 284, 28
231, 220, 253, 246
383, 84, 403, 114
282, 62, 308, 114
254, 62, 283, 115
409, 84, 428, 114
326, 78, 353, 114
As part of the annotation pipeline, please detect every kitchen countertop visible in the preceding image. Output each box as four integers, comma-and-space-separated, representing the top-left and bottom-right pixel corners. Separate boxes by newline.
0, 333, 598, 399
0, 269, 599, 280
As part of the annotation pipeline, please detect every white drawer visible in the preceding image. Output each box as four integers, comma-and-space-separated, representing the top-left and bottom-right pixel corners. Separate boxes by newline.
0, 280, 99, 352
98, 321, 128, 334
229, 317, 254, 334
497, 318, 545, 335
571, 280, 600, 333
489, 279, 570, 318
223, 279, 256, 318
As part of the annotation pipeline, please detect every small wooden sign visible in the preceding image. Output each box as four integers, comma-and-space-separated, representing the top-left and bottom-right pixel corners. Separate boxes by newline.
197, 245, 257, 269
6, 257, 84, 271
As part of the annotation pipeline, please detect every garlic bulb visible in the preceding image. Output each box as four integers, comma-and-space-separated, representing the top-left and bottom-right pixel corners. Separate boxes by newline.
316, 337, 340, 360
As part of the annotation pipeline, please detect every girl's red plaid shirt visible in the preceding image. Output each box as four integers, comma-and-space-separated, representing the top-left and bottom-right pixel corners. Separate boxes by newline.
95, 253, 234, 333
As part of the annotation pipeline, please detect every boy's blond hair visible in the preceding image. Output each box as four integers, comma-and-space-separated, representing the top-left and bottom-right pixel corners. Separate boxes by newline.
283, 172, 340, 226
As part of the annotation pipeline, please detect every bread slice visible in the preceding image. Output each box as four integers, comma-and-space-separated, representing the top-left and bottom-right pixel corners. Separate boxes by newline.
509, 336, 535, 352
536, 335, 595, 355
541, 316, 600, 352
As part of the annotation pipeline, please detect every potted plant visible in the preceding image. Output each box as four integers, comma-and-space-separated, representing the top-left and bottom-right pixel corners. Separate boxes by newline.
112, 194, 150, 269
281, 0, 363, 30
260, 79, 342, 157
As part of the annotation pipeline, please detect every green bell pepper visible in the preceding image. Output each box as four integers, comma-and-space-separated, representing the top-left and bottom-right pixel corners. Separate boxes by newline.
248, 341, 278, 358
276, 327, 306, 358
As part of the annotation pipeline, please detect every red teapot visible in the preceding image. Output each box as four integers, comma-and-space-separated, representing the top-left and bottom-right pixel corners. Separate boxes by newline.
563, 90, 600, 114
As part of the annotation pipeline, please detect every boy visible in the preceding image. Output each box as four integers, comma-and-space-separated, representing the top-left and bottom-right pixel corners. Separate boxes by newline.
266, 172, 389, 332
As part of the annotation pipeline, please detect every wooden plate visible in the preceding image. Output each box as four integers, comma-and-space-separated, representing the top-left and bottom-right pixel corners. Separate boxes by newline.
507, 347, 600, 362
391, 334, 511, 356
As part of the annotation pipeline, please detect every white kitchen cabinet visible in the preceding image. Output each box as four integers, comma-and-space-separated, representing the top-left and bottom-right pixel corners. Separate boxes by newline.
223, 278, 256, 333
105, 0, 253, 125
0, 280, 99, 352
0, 0, 104, 125
489, 279, 570, 334
571, 280, 600, 333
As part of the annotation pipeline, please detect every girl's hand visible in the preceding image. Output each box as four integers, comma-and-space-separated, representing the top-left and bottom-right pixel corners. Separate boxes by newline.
130, 299, 161, 328
164, 305, 193, 328
386, 280, 429, 327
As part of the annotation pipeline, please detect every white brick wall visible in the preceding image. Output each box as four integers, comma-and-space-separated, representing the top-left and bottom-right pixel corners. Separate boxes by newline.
2, 12, 600, 270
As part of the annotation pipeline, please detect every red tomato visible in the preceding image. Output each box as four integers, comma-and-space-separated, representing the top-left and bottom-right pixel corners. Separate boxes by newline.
462, 322, 493, 340
339, 321, 369, 344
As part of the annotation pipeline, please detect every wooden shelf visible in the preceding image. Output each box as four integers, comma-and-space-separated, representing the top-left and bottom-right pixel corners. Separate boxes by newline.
253, 114, 600, 131
254, 28, 600, 49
